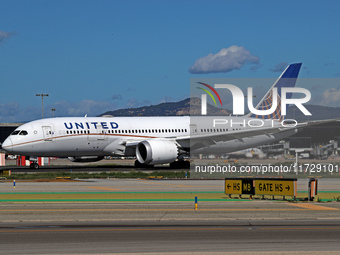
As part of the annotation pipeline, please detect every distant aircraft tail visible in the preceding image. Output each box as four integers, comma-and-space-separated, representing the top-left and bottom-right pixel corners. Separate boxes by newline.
247, 63, 302, 121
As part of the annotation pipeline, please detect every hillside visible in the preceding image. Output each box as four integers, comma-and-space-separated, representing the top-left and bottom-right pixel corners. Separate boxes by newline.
100, 98, 340, 121
100, 98, 230, 117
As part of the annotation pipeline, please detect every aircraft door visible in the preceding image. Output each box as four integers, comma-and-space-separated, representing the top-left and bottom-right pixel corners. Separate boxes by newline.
42, 126, 54, 141
190, 124, 198, 135
96, 125, 106, 140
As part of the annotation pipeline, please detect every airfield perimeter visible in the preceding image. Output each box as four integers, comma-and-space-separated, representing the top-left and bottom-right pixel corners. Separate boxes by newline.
1, 158, 340, 254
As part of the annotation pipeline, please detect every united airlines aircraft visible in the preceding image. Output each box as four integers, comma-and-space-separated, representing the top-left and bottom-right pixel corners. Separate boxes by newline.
1, 63, 323, 169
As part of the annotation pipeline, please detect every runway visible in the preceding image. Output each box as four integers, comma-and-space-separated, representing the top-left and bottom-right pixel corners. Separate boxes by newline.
0, 179, 340, 254
1, 219, 340, 254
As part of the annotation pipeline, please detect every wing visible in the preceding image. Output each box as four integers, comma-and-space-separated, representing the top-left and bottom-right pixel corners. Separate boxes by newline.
176, 118, 340, 151
177, 125, 287, 150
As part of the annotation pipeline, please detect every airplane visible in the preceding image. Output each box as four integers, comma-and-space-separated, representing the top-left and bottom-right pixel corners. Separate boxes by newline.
225, 148, 266, 159
1, 63, 329, 169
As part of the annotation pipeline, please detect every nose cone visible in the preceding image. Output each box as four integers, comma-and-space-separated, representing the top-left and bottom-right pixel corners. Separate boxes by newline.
2, 137, 13, 153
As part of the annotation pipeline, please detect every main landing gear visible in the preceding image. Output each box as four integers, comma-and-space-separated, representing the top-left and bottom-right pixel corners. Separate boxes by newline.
169, 160, 190, 169
134, 160, 154, 168
134, 160, 190, 169
29, 162, 39, 169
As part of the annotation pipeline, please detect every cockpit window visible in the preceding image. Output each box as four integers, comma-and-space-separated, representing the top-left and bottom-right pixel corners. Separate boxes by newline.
11, 130, 20, 135
19, 130, 28, 136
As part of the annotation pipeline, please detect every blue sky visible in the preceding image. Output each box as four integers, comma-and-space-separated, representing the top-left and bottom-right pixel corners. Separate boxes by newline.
0, 0, 340, 122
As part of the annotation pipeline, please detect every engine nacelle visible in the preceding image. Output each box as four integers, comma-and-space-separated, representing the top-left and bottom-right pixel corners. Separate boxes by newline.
68, 156, 104, 163
245, 152, 254, 158
136, 140, 178, 165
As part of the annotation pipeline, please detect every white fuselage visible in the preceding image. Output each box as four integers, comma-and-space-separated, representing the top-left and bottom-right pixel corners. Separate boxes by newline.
2, 116, 189, 157
2, 116, 297, 158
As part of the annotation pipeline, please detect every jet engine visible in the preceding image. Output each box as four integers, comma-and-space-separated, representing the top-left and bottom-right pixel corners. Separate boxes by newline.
68, 156, 104, 163
245, 152, 254, 158
136, 140, 178, 165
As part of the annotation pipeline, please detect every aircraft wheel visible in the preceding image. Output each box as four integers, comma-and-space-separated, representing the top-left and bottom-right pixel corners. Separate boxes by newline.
134, 160, 153, 168
170, 161, 190, 169
30, 163, 39, 169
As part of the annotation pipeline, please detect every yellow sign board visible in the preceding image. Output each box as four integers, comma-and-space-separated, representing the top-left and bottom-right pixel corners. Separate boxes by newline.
1, 170, 11, 176
241, 180, 253, 194
225, 179, 242, 194
254, 180, 295, 196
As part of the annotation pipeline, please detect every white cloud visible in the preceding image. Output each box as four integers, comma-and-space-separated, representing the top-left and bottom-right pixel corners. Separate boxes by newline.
0, 30, 14, 44
53, 100, 115, 117
319, 87, 340, 106
0, 102, 21, 122
188, 45, 260, 74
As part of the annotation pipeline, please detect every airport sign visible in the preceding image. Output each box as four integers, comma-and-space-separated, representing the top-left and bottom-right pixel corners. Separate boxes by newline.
225, 178, 254, 195
254, 179, 296, 196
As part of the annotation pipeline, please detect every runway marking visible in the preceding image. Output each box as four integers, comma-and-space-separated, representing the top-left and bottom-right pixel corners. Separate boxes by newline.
1, 191, 340, 203
261, 227, 340, 230
86, 187, 124, 191
298, 191, 340, 193
133, 180, 193, 187
0, 191, 223, 194
0, 191, 230, 202
0, 208, 307, 212
289, 203, 339, 211
1, 226, 340, 234
0, 227, 243, 233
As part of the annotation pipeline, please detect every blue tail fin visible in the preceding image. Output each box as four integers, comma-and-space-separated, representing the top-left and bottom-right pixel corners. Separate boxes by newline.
248, 63, 302, 121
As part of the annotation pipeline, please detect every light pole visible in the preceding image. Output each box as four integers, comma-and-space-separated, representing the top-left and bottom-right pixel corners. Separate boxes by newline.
36, 94, 49, 119
51, 108, 56, 118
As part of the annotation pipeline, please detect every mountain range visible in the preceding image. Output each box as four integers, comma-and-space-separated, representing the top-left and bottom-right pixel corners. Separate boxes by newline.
100, 98, 340, 121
